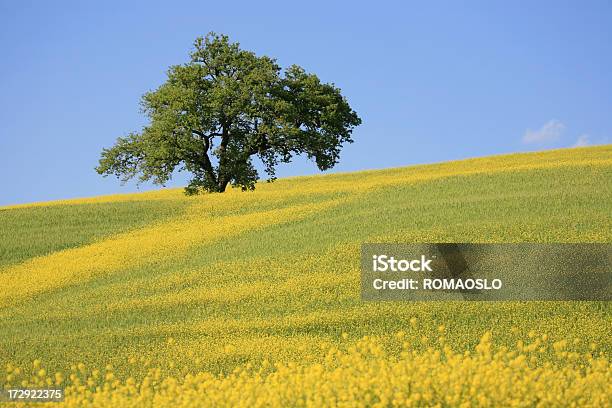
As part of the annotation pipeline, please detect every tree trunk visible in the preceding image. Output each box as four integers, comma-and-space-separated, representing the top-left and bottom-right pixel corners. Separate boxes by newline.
202, 154, 218, 188
216, 121, 230, 193
218, 179, 230, 192
199, 134, 218, 189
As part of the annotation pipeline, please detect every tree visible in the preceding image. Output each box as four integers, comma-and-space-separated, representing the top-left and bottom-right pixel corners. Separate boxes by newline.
96, 33, 361, 194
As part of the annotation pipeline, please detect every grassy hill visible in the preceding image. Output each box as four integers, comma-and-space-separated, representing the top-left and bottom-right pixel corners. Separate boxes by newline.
1, 146, 611, 406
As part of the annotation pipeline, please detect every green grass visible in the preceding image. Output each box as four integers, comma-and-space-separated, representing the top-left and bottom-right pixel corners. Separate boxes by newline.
0, 146, 610, 379
0, 199, 190, 268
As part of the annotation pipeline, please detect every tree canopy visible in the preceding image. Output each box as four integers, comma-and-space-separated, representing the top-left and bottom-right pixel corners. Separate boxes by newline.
97, 33, 361, 193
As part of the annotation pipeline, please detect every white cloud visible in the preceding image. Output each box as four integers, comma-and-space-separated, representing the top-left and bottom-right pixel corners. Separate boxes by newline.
522, 119, 565, 144
571, 134, 590, 147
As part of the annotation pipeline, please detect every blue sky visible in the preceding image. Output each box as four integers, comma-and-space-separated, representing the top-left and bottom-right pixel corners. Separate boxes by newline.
1, 1, 611, 206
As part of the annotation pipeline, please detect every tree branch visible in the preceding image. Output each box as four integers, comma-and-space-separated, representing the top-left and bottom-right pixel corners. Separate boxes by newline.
191, 129, 222, 139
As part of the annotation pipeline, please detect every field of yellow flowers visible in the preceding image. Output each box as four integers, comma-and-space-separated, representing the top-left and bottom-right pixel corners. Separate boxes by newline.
1, 146, 611, 407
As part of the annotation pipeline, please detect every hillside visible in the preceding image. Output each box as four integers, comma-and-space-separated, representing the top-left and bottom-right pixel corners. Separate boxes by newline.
1, 145, 611, 406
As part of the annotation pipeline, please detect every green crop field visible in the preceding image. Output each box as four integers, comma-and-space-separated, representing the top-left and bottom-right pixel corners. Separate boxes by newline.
1, 146, 610, 407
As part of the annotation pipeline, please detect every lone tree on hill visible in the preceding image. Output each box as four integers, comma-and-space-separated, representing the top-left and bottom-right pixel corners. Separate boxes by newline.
96, 33, 361, 194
